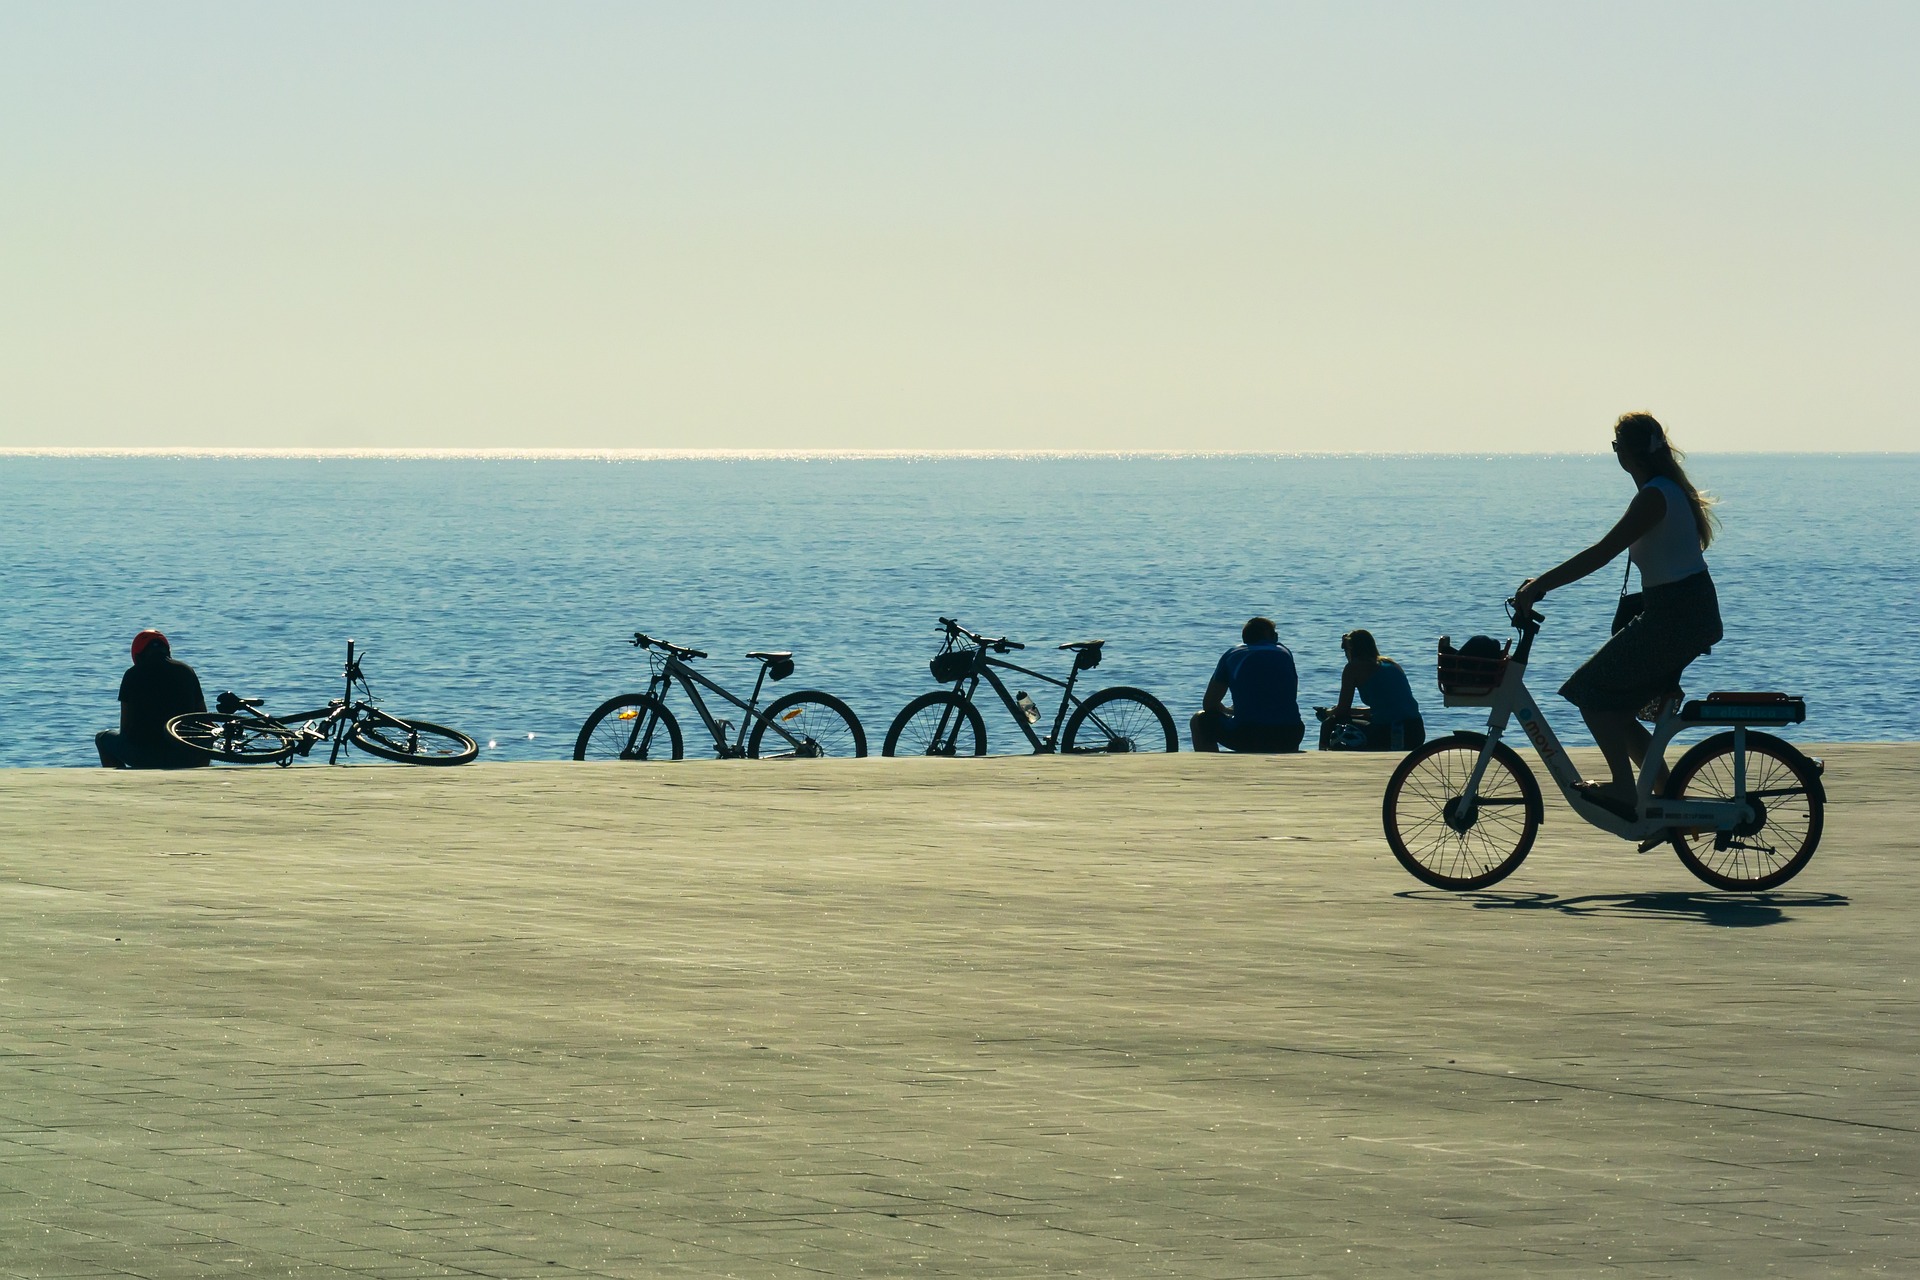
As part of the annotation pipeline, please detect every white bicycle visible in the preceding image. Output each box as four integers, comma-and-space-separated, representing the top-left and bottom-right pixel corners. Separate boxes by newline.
1382, 600, 1827, 892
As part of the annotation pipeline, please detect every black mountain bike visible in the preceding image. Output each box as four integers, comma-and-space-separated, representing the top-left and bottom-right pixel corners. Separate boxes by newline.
574, 631, 867, 761
166, 640, 478, 766
883, 617, 1177, 756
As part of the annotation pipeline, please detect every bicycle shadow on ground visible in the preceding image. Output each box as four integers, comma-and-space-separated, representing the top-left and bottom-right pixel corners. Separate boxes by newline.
1395, 889, 1849, 928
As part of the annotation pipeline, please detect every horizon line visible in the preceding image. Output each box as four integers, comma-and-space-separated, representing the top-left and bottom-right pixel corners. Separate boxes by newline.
4, 446, 1913, 461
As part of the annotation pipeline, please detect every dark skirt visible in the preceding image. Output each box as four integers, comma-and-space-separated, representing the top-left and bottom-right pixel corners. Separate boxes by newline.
1560, 570, 1723, 713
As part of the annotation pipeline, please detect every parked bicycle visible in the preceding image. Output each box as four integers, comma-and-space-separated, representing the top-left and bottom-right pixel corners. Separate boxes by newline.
883, 617, 1177, 756
574, 631, 866, 761
1381, 599, 1826, 891
166, 640, 479, 766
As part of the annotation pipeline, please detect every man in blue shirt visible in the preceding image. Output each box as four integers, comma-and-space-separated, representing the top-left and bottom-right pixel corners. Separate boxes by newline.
1190, 616, 1305, 753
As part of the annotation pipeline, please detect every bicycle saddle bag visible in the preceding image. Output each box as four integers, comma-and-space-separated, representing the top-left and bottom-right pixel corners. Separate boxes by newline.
1072, 645, 1103, 671
930, 649, 974, 683
766, 657, 795, 682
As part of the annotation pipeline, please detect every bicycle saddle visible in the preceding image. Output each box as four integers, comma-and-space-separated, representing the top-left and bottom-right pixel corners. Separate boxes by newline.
1057, 639, 1105, 651
746, 650, 792, 662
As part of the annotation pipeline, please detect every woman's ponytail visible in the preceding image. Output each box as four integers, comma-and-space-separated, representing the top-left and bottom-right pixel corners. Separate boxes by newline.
1615, 413, 1718, 549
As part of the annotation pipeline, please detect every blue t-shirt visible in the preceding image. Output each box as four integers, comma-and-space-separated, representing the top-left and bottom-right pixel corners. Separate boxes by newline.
1211, 642, 1302, 728
1357, 658, 1420, 725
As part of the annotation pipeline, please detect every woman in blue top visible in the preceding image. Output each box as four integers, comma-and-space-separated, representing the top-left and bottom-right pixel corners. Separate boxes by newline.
1326, 629, 1425, 751
1515, 413, 1723, 818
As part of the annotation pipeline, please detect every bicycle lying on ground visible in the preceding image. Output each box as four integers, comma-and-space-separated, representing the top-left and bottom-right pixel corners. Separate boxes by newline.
883, 617, 1177, 756
1382, 599, 1826, 891
166, 640, 479, 766
574, 631, 866, 761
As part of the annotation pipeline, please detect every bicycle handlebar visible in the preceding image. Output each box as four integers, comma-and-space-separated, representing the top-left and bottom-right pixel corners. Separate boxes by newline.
937, 617, 1023, 652
1505, 598, 1544, 632
632, 631, 707, 660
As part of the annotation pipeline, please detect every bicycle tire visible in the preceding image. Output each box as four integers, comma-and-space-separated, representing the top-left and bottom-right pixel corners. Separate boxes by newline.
574, 694, 684, 762
1062, 686, 1179, 754
748, 691, 867, 759
166, 712, 300, 765
349, 717, 479, 766
1383, 735, 1542, 890
883, 691, 987, 758
1663, 730, 1824, 891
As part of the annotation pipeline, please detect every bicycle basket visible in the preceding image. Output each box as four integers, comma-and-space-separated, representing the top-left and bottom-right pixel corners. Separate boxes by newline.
1436, 635, 1508, 695
930, 648, 976, 683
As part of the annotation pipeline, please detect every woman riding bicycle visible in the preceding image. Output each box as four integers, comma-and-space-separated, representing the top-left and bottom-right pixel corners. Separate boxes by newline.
1514, 413, 1722, 818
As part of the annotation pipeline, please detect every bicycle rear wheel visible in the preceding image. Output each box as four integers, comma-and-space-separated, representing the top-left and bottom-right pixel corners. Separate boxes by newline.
1383, 736, 1542, 889
748, 691, 867, 759
883, 691, 986, 757
349, 717, 479, 765
1062, 686, 1178, 753
1663, 731, 1824, 890
167, 713, 299, 764
574, 694, 683, 762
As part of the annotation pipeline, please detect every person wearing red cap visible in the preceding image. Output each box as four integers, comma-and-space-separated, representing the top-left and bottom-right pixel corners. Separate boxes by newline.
96, 630, 209, 769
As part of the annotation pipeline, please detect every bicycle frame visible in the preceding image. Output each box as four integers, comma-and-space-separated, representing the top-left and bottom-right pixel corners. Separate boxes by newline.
218, 641, 429, 764
947, 651, 1089, 753
644, 652, 778, 759
1455, 614, 1756, 841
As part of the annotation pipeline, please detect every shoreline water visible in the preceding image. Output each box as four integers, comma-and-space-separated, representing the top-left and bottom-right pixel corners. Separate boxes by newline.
7, 453, 1917, 767
6, 446, 1916, 459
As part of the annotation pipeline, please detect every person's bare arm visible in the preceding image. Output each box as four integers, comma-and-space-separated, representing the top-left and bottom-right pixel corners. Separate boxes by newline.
1202, 677, 1229, 716
1516, 486, 1664, 609
1334, 661, 1362, 716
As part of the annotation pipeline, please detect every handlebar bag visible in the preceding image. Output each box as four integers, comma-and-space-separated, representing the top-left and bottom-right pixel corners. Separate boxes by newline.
930, 650, 975, 683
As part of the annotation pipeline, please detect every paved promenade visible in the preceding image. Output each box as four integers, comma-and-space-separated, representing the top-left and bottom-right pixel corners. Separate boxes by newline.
2, 746, 1915, 1277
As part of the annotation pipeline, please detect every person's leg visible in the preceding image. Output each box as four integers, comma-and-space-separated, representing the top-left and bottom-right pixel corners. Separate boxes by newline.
96, 730, 126, 768
1277, 723, 1305, 753
1621, 717, 1663, 789
1581, 706, 1642, 797
1190, 710, 1221, 753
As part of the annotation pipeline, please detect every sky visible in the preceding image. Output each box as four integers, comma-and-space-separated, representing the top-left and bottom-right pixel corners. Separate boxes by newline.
2, 2, 1915, 452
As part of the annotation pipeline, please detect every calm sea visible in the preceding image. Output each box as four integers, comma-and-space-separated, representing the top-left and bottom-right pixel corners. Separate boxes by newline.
5, 453, 1914, 768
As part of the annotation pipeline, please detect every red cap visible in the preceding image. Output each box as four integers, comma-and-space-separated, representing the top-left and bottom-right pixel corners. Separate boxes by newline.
131, 629, 168, 660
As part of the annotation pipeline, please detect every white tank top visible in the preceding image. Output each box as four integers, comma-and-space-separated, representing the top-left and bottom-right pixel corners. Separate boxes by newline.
1629, 476, 1708, 588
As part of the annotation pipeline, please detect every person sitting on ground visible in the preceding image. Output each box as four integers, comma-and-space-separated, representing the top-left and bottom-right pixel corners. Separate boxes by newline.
1190, 616, 1305, 753
96, 630, 209, 769
1319, 628, 1426, 751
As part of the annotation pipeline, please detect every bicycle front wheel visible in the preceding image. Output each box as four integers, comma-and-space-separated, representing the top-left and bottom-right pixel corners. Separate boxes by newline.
883, 691, 986, 757
1383, 736, 1542, 889
574, 694, 684, 762
748, 691, 867, 759
167, 713, 299, 764
1664, 731, 1824, 891
349, 716, 479, 765
1062, 686, 1178, 753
